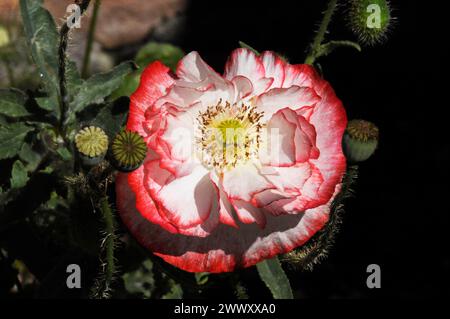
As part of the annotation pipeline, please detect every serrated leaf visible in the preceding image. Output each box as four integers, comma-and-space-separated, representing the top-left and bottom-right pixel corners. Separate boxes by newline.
0, 122, 34, 160
256, 257, 293, 299
10, 160, 29, 189
0, 88, 30, 117
70, 62, 136, 114
20, 0, 59, 102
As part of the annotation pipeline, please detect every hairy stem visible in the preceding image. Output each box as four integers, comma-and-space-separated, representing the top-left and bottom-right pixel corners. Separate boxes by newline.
58, 0, 91, 133
81, 0, 101, 78
99, 196, 115, 290
304, 0, 338, 65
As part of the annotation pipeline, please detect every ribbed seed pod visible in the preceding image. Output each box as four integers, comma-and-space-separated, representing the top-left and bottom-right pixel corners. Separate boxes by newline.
75, 126, 109, 166
111, 130, 147, 172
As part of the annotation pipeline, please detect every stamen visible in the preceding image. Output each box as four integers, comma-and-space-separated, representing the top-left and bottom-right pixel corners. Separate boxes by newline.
196, 100, 264, 171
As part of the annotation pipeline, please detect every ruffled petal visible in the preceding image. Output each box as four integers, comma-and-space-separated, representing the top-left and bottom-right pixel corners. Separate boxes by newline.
127, 61, 175, 138
231, 199, 266, 228
224, 48, 265, 84
154, 165, 217, 229
222, 163, 274, 201
256, 85, 320, 122
116, 173, 340, 273
261, 51, 286, 89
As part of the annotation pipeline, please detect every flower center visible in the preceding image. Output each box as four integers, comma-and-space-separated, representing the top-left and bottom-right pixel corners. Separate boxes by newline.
197, 100, 264, 171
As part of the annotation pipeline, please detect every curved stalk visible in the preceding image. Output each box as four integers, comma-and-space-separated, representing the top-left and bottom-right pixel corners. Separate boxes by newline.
304, 0, 338, 65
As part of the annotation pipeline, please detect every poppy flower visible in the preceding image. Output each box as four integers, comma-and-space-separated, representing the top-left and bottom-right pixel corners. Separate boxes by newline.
116, 48, 347, 273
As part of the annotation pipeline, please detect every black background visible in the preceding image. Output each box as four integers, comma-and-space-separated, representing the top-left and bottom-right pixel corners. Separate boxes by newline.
177, 0, 448, 298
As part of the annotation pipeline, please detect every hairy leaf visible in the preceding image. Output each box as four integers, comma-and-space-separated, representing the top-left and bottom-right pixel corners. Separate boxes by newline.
71, 62, 136, 114
0, 88, 30, 117
19, 143, 42, 171
0, 122, 34, 160
10, 160, 29, 189
90, 97, 130, 138
20, 0, 59, 108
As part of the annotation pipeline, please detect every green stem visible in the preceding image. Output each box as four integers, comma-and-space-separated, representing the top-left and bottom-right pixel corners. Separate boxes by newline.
99, 196, 115, 287
58, 0, 91, 136
304, 0, 338, 65
81, 0, 101, 78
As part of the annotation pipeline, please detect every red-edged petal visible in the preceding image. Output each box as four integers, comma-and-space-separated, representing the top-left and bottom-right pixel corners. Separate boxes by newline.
308, 81, 347, 204
154, 165, 218, 229
260, 51, 286, 89
231, 199, 266, 228
127, 165, 177, 234
224, 48, 265, 85
116, 172, 340, 273
127, 61, 175, 137
256, 85, 320, 122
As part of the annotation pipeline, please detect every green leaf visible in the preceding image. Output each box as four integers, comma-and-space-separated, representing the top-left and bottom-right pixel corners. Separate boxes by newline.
161, 280, 183, 299
112, 42, 184, 99
35, 94, 58, 112
195, 272, 209, 286
20, 0, 59, 102
56, 146, 72, 161
0, 122, 34, 160
135, 42, 184, 71
19, 143, 42, 171
317, 40, 361, 59
70, 62, 136, 114
10, 160, 30, 189
256, 257, 293, 299
239, 41, 260, 55
0, 88, 30, 117
123, 259, 155, 298
90, 97, 130, 138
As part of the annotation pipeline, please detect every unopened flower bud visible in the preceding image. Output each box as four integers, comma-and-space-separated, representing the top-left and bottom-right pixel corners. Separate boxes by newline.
347, 0, 392, 46
343, 119, 379, 162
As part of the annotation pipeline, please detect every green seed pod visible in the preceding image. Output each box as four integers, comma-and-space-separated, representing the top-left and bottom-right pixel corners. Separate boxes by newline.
75, 126, 109, 166
343, 119, 379, 162
111, 130, 147, 172
347, 0, 392, 46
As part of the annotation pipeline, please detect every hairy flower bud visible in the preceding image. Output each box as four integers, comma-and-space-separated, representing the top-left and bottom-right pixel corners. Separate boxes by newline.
343, 119, 379, 162
347, 0, 392, 45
